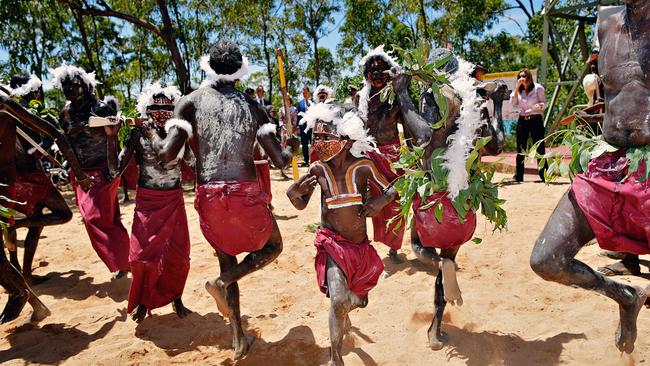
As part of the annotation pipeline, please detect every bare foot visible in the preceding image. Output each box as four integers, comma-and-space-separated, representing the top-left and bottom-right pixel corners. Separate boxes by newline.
29, 296, 51, 323
113, 270, 129, 280
428, 330, 448, 351
388, 249, 402, 264
172, 298, 192, 318
441, 258, 463, 306
205, 280, 232, 318
0, 290, 29, 324
233, 335, 255, 359
615, 286, 646, 353
131, 304, 147, 323
597, 261, 641, 276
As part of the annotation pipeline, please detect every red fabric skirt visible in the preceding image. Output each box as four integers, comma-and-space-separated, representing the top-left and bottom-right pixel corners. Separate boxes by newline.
127, 187, 190, 313
121, 158, 139, 190
255, 161, 272, 199
413, 192, 477, 249
194, 181, 273, 256
72, 167, 130, 272
314, 228, 384, 299
366, 138, 404, 250
571, 150, 650, 255
0, 169, 52, 216
180, 160, 194, 182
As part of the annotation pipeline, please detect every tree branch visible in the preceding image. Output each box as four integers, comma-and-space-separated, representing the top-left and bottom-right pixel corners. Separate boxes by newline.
513, 0, 532, 19
57, 0, 163, 37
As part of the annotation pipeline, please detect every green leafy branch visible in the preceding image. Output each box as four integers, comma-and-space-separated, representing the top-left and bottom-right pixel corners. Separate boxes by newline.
375, 43, 452, 130
387, 136, 508, 241
527, 122, 650, 184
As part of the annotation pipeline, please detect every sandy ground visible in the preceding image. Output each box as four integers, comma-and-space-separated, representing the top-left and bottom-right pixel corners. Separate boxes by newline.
1, 169, 649, 366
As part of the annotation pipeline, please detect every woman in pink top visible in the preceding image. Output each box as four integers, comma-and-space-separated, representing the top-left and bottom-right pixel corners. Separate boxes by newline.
510, 68, 548, 182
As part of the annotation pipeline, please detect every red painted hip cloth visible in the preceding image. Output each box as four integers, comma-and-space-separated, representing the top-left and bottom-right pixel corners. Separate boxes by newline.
413, 192, 477, 249
255, 160, 272, 199
314, 228, 384, 299
0, 168, 52, 216
127, 187, 190, 313
180, 160, 194, 182
366, 137, 404, 250
71, 166, 130, 272
570, 149, 650, 255
121, 157, 139, 190
194, 180, 273, 256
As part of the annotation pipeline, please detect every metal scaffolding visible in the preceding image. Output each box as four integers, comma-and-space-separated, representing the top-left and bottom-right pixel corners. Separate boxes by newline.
539, 0, 621, 132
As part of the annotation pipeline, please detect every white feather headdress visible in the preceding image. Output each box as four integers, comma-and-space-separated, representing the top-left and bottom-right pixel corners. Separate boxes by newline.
442, 58, 486, 200
49, 63, 99, 91
136, 81, 182, 117
358, 45, 400, 73
10, 75, 42, 97
103, 95, 121, 111
299, 103, 376, 158
315, 84, 335, 102
357, 46, 401, 120
199, 55, 249, 88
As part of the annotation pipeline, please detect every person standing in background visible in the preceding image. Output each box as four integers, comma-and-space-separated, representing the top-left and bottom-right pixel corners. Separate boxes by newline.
510, 68, 547, 182
256, 85, 270, 106
297, 86, 313, 167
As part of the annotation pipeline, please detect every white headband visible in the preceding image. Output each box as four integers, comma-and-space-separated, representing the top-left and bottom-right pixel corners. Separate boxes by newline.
49, 63, 99, 91
199, 55, 249, 88
136, 81, 182, 117
10, 75, 42, 97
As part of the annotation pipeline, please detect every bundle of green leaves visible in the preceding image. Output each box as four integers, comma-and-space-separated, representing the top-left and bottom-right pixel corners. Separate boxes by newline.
528, 122, 650, 184
378, 43, 453, 130
388, 136, 507, 240
0, 184, 18, 235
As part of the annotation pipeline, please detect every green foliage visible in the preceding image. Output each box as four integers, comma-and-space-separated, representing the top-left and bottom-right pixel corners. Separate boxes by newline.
0, 183, 20, 236
389, 136, 508, 236
380, 43, 451, 130
466, 32, 541, 73
528, 123, 650, 184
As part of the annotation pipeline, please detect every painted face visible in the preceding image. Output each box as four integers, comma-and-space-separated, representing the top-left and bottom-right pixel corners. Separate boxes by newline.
312, 122, 347, 162
317, 91, 328, 102
366, 59, 390, 89
62, 76, 88, 102
147, 95, 175, 127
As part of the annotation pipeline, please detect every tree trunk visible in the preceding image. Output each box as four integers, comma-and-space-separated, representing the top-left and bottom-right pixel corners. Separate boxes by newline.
312, 33, 320, 86
156, 0, 191, 93
262, 14, 273, 101
71, 9, 102, 97
418, 0, 430, 42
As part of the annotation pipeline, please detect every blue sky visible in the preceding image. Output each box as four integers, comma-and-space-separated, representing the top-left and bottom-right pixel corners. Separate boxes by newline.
1, 1, 544, 84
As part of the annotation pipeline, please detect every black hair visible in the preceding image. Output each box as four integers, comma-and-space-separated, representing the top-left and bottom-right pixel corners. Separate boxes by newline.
363, 55, 389, 77
10, 73, 31, 89
208, 39, 243, 75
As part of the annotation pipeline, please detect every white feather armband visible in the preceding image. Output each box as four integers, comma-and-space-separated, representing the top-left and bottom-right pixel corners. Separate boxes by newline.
164, 118, 193, 138
257, 123, 277, 137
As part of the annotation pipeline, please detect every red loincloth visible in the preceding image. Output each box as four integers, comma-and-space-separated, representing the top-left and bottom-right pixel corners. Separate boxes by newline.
121, 157, 139, 190
71, 167, 130, 272
180, 160, 194, 182
366, 137, 404, 250
194, 181, 273, 256
127, 187, 190, 313
413, 192, 477, 249
255, 160, 273, 199
570, 150, 650, 255
0, 169, 52, 216
314, 228, 384, 299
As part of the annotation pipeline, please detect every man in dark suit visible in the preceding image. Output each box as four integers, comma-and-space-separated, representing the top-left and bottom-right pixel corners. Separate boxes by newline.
297, 86, 313, 166
255, 85, 271, 106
